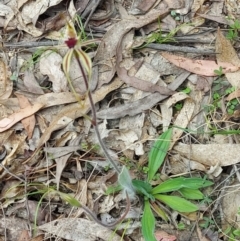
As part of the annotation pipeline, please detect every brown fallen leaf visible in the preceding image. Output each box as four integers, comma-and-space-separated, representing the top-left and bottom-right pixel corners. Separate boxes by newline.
216, 28, 240, 67
226, 89, 240, 101
15, 93, 36, 139
155, 230, 176, 241
130, 0, 156, 15
171, 98, 195, 148
222, 184, 240, 229
94, 8, 169, 62
174, 143, 240, 166
215, 28, 240, 88
161, 52, 239, 76
0, 102, 44, 132
18, 230, 30, 241
97, 71, 190, 119
116, 34, 175, 95
0, 59, 12, 100
23, 70, 44, 94
196, 226, 211, 241
39, 218, 122, 241
94, 8, 169, 86
23, 78, 123, 165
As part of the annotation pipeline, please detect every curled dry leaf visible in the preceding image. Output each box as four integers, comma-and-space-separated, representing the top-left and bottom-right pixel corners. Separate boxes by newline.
15, 93, 36, 139
161, 52, 239, 76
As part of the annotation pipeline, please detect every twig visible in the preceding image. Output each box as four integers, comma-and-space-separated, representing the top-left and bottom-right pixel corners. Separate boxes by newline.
0, 163, 26, 183
146, 43, 216, 54
81, 192, 130, 228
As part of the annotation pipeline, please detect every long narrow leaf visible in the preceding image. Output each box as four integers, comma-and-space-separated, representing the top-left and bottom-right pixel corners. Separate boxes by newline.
151, 177, 213, 194
155, 194, 198, 212
148, 128, 172, 181
141, 200, 157, 241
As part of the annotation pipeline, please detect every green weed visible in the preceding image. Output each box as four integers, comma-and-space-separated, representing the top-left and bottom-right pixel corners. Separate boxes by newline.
21, 47, 57, 71
138, 128, 213, 241
224, 226, 240, 241
199, 216, 214, 229
226, 19, 240, 41
108, 129, 213, 241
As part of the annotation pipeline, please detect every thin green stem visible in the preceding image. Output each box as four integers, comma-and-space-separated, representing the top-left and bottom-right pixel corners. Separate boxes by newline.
73, 50, 121, 174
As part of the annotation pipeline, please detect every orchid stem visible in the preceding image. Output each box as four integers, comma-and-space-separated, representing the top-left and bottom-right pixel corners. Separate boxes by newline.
73, 50, 121, 174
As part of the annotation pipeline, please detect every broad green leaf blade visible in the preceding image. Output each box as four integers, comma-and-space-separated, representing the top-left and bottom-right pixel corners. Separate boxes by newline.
142, 200, 157, 241
178, 188, 204, 200
148, 128, 172, 181
132, 180, 155, 201
155, 194, 198, 212
118, 166, 135, 197
151, 177, 213, 194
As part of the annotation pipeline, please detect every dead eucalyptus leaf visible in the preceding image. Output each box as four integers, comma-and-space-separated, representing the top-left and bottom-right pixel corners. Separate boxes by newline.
15, 93, 36, 139
116, 35, 174, 95
0, 103, 44, 132
39, 218, 122, 241
171, 98, 195, 148
35, 78, 123, 149
97, 71, 190, 119
174, 143, 240, 166
216, 28, 240, 67
162, 52, 239, 76
0, 59, 12, 100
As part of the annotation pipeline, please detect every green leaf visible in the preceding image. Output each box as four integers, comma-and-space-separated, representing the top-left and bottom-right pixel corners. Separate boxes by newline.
141, 200, 157, 241
178, 188, 204, 200
132, 180, 155, 201
233, 229, 240, 236
151, 177, 213, 194
155, 194, 198, 212
148, 128, 172, 181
